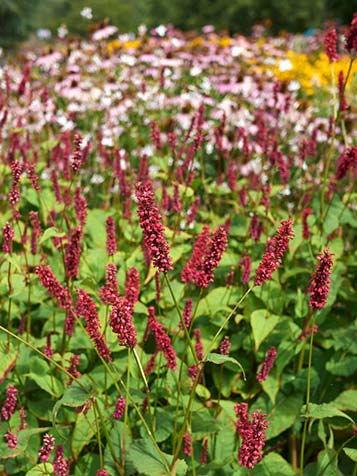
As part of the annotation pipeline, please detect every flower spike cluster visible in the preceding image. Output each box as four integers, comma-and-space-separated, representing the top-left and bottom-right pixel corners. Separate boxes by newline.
307, 247, 333, 310
254, 219, 294, 286
234, 403, 269, 469
147, 306, 177, 370
136, 180, 173, 273
181, 224, 228, 288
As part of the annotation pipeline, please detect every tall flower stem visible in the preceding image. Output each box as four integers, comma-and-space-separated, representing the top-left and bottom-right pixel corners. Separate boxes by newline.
204, 286, 252, 359
164, 274, 198, 364
299, 314, 316, 475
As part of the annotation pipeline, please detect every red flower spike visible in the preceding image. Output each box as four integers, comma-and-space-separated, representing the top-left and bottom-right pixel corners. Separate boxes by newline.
324, 28, 338, 62
136, 180, 173, 273
256, 347, 277, 382
307, 248, 334, 311
254, 219, 294, 287
147, 306, 176, 370
234, 403, 269, 469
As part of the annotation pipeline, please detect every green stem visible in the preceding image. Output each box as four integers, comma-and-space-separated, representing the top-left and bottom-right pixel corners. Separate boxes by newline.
0, 325, 90, 392
170, 365, 202, 470
299, 314, 316, 475
6, 261, 12, 349
133, 347, 149, 390
164, 274, 199, 364
98, 356, 171, 475
92, 399, 104, 471
204, 286, 252, 359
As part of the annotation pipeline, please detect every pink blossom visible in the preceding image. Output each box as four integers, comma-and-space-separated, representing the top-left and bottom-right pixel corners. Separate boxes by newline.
254, 219, 294, 286
257, 347, 277, 382
307, 248, 333, 310
1, 385, 18, 420
234, 403, 269, 469
113, 396, 126, 419
53, 445, 70, 476
324, 28, 338, 62
38, 433, 55, 462
136, 180, 173, 273
147, 307, 176, 370
106, 216, 117, 256
2, 222, 14, 254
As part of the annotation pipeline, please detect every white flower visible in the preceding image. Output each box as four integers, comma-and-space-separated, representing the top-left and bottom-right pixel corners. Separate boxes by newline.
138, 24, 147, 36
279, 59, 293, 72
90, 174, 104, 184
190, 66, 202, 77
102, 136, 114, 147
155, 25, 167, 37
80, 7, 93, 20
36, 29, 51, 40
57, 25, 68, 38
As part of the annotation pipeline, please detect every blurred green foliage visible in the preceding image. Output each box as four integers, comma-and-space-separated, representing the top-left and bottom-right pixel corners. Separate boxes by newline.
0, 0, 356, 48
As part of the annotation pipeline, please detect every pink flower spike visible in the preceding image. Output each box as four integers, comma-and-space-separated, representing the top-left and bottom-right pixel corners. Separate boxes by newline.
1, 384, 18, 420
308, 248, 334, 311
136, 180, 173, 273
5, 431, 18, 449
254, 219, 294, 287
106, 216, 117, 256
38, 433, 55, 462
345, 13, 357, 54
113, 396, 126, 420
53, 445, 70, 476
257, 347, 277, 382
234, 403, 269, 469
324, 28, 338, 62
147, 306, 176, 370
2, 222, 14, 254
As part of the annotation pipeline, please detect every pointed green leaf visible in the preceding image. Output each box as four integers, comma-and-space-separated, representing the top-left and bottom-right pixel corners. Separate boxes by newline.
343, 448, 357, 462
266, 394, 303, 439
332, 390, 357, 411
251, 310, 280, 351
301, 403, 354, 423
25, 463, 54, 476
127, 438, 171, 476
206, 353, 245, 378
39, 226, 66, 245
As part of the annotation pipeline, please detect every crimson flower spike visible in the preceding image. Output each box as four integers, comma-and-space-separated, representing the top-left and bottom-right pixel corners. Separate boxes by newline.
136, 180, 173, 273
307, 247, 333, 311
254, 219, 294, 286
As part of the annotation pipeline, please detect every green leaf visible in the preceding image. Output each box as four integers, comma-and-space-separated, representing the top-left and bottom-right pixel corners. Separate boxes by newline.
53, 381, 91, 422
332, 390, 357, 411
72, 405, 97, 459
25, 463, 54, 476
195, 383, 211, 400
301, 403, 354, 423
251, 310, 280, 351
0, 340, 17, 385
266, 394, 303, 439
261, 373, 279, 404
4, 254, 23, 272
294, 288, 308, 318
28, 357, 63, 398
326, 355, 357, 376
253, 452, 295, 476
39, 227, 66, 245
343, 447, 357, 462
316, 448, 343, 476
191, 410, 222, 434
127, 438, 174, 476
196, 286, 232, 316
148, 408, 174, 443
206, 353, 245, 378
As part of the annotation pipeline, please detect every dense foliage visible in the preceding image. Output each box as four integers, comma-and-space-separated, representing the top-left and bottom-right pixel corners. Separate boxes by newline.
1, 15, 357, 476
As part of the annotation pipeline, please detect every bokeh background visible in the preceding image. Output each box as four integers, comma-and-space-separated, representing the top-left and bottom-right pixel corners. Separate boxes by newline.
1, 0, 356, 49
